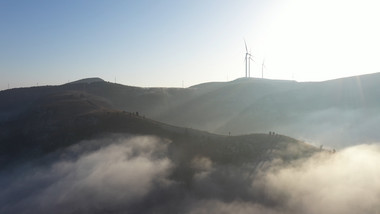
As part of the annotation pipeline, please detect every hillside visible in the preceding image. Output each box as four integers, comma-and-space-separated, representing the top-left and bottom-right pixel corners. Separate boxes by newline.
3, 73, 379, 149
98, 72, 380, 147
218, 73, 380, 146
0, 88, 317, 168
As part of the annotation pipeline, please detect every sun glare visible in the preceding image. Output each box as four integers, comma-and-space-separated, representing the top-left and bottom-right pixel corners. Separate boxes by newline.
257, 0, 380, 81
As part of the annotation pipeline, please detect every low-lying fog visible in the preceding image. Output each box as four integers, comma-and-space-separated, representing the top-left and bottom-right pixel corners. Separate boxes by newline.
1, 135, 379, 214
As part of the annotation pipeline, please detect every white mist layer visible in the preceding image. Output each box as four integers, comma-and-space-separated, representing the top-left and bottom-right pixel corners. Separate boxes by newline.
1, 137, 380, 214
189, 144, 380, 214
262, 144, 380, 214
0, 136, 173, 214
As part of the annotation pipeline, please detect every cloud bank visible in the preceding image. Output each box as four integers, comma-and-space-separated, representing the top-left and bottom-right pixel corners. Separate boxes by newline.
0, 135, 380, 214
0, 136, 173, 214
189, 144, 380, 214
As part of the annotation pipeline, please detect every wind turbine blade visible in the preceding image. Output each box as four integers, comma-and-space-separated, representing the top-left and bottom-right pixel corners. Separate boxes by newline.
249, 53, 254, 62
244, 40, 248, 52
248, 48, 254, 60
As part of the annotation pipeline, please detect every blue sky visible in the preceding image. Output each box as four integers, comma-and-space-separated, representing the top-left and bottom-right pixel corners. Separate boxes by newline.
1, 0, 380, 90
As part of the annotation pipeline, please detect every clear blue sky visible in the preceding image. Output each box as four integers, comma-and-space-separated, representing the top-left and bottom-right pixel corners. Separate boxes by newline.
1, 0, 380, 90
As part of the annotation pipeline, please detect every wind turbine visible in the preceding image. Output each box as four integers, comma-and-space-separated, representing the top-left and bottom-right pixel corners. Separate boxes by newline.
244, 40, 255, 78
244, 40, 249, 78
248, 49, 254, 77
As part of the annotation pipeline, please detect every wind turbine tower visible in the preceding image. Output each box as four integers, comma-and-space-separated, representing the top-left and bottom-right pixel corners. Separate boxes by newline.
261, 58, 266, 78
244, 41, 249, 78
244, 40, 254, 78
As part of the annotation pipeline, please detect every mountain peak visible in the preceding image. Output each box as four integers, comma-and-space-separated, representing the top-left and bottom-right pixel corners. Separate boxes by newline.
66, 77, 105, 85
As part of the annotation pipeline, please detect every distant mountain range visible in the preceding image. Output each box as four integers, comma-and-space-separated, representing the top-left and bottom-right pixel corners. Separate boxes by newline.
0, 77, 318, 168
4, 73, 379, 148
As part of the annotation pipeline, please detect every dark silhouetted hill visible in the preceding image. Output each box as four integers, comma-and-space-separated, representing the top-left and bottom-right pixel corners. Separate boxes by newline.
66, 77, 105, 85
0, 82, 318, 169
2, 73, 380, 149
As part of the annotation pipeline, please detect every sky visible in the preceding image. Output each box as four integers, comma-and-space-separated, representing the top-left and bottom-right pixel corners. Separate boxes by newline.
1, 0, 380, 90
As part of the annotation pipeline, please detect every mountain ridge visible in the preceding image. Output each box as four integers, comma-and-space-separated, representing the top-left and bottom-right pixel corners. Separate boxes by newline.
2, 72, 380, 148
0, 87, 318, 170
